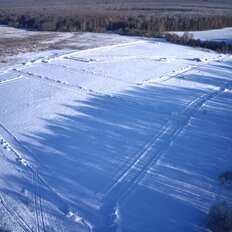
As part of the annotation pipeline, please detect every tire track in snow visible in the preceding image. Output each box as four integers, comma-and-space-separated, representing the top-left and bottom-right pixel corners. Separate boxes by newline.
27, 52, 212, 86
32, 172, 46, 232
0, 75, 23, 85
12, 54, 227, 118
13, 68, 96, 95
0, 194, 33, 232
98, 81, 231, 231
12, 68, 161, 114
142, 55, 225, 85
103, 123, 170, 198
52, 60, 132, 84
4, 50, 229, 231
14, 67, 130, 99
59, 41, 146, 59
0, 127, 45, 232
13, 67, 179, 119
22, 41, 147, 67
0, 140, 39, 231
0, 123, 92, 232
0, 133, 54, 232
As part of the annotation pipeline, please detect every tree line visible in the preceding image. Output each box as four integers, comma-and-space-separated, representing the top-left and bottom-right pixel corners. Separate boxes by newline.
0, 0, 232, 35
164, 32, 232, 53
0, 1, 232, 54
0, 12, 232, 35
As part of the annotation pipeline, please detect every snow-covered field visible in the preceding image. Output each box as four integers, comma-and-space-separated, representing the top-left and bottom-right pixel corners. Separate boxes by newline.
0, 27, 232, 232
0, 25, 138, 69
176, 27, 232, 44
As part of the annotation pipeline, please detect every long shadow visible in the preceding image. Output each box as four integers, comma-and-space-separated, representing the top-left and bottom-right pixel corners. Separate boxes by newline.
1, 67, 232, 231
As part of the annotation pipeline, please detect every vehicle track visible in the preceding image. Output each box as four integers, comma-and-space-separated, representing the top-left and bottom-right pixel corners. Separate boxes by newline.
0, 123, 92, 232
98, 81, 231, 231
0, 75, 23, 85
1, 48, 230, 231
33, 172, 46, 232
0, 127, 45, 232
42, 48, 225, 87
13, 68, 98, 95
42, 59, 133, 84
0, 194, 34, 232
12, 53, 227, 121
12, 68, 164, 116
143, 55, 225, 84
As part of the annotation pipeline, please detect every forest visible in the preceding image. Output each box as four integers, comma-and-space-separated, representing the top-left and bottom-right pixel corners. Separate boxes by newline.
0, 0, 232, 36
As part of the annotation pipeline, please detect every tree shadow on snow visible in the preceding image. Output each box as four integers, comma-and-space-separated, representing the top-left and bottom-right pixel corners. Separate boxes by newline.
1, 66, 232, 232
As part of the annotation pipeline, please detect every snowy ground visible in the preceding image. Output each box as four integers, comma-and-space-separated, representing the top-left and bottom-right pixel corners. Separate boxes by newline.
0, 25, 137, 69
0, 27, 232, 232
175, 27, 232, 44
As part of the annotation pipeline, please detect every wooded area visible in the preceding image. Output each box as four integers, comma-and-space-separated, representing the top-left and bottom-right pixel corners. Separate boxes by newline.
0, 0, 232, 35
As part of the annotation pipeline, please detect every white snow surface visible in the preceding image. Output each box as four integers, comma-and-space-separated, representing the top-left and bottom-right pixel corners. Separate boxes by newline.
175, 27, 232, 44
0, 30, 232, 232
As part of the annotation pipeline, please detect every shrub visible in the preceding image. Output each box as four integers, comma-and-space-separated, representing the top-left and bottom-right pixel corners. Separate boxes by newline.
219, 171, 232, 185
207, 201, 232, 232
164, 33, 231, 53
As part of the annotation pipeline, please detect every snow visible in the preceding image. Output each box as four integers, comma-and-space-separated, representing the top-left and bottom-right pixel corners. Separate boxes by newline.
175, 27, 232, 44
0, 27, 232, 232
0, 25, 138, 70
